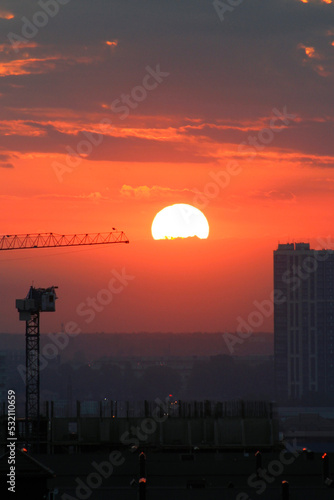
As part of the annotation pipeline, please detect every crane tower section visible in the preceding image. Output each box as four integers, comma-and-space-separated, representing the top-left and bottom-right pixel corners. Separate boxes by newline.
16, 286, 58, 443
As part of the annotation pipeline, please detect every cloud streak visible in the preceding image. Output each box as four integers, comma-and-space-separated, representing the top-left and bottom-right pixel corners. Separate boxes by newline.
120, 185, 199, 201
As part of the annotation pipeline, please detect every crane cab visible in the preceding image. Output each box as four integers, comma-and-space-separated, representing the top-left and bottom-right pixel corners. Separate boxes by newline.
16, 286, 58, 320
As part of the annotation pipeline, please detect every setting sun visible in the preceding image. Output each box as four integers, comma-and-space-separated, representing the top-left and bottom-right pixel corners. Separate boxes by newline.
151, 204, 209, 240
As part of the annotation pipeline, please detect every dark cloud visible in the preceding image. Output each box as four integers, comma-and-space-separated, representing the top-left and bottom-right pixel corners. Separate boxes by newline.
0, 162, 14, 168
0, 153, 12, 161
0, 0, 333, 162
0, 123, 212, 164
182, 118, 334, 159
265, 190, 296, 201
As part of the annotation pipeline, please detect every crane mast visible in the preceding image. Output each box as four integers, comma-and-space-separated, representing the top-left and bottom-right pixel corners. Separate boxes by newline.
16, 286, 58, 445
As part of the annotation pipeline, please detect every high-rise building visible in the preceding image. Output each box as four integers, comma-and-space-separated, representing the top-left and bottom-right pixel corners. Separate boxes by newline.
274, 242, 334, 402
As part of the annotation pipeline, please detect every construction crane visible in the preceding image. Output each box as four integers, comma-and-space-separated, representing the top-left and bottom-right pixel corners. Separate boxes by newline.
0, 229, 129, 447
0, 230, 129, 250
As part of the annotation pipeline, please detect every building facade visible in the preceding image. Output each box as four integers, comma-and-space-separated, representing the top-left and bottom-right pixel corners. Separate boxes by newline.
274, 243, 334, 402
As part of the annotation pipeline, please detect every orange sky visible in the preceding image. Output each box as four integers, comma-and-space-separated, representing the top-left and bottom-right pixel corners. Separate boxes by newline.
0, 0, 333, 334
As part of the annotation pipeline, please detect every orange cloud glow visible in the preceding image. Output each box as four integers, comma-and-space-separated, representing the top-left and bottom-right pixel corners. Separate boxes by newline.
0, 41, 39, 54
0, 54, 95, 77
0, 121, 47, 137
314, 65, 331, 76
105, 40, 118, 47
120, 185, 199, 201
0, 10, 14, 19
297, 44, 331, 77
0, 57, 59, 77
298, 44, 322, 59
300, 0, 332, 3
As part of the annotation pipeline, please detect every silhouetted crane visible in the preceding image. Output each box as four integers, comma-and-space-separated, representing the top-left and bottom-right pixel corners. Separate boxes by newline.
0, 229, 129, 448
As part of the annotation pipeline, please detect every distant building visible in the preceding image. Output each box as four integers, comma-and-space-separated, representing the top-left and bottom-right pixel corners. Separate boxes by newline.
274, 242, 334, 401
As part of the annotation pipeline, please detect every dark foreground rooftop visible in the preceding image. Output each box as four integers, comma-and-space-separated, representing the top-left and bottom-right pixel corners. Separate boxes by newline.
2, 447, 333, 500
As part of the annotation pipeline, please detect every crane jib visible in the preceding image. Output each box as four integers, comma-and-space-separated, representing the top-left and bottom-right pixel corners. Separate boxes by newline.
0, 231, 129, 250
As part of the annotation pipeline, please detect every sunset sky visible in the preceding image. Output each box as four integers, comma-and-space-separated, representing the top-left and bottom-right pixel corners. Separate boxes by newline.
0, 0, 333, 336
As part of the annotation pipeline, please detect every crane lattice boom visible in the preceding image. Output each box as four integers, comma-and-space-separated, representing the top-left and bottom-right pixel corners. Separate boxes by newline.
0, 231, 129, 250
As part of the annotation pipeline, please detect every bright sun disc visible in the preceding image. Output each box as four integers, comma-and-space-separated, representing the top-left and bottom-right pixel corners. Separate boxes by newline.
151, 204, 209, 240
